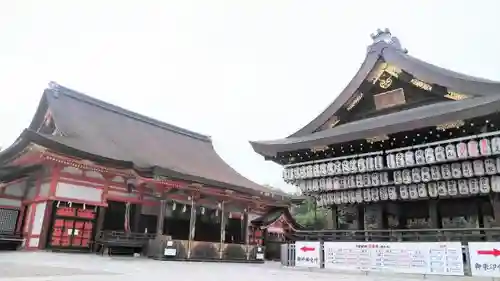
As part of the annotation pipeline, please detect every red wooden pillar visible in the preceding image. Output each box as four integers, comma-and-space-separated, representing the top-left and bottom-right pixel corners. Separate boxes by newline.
38, 164, 61, 249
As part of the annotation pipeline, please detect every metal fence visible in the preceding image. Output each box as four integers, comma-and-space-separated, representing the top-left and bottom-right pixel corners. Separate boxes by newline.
280, 242, 473, 276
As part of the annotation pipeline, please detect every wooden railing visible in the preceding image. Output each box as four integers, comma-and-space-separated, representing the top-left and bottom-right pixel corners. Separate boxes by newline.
288, 227, 500, 242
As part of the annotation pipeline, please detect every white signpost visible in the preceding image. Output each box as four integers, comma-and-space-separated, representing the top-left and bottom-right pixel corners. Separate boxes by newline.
468, 242, 500, 277
295, 241, 321, 268
323, 242, 463, 276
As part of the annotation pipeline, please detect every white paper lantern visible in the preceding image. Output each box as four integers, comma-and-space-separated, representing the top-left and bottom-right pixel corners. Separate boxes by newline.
334, 161, 342, 174
386, 154, 396, 169
445, 144, 457, 160
409, 184, 419, 199
282, 169, 289, 181
363, 174, 372, 187
469, 178, 480, 194
355, 189, 363, 203
339, 177, 347, 189
306, 179, 313, 192
356, 174, 364, 188
366, 157, 375, 171
371, 188, 380, 201
425, 147, 436, 164
405, 151, 415, 166
298, 180, 306, 192
451, 162, 462, 179
388, 186, 398, 200
402, 169, 412, 184
348, 190, 356, 203
441, 164, 452, 180
341, 191, 349, 204
480, 177, 491, 193
292, 167, 299, 179
319, 178, 327, 191
411, 168, 422, 183
492, 137, 500, 155
437, 181, 448, 197
357, 158, 366, 172
468, 140, 480, 157
415, 149, 426, 165
431, 165, 442, 181
395, 152, 405, 168
428, 182, 438, 198
421, 167, 431, 182
435, 146, 446, 162
393, 170, 403, 185
456, 142, 468, 159
349, 159, 358, 173
491, 176, 500, 192
399, 185, 409, 199
447, 180, 458, 196
417, 183, 428, 198
375, 156, 384, 170
371, 173, 380, 186
473, 160, 485, 176
333, 192, 341, 204
380, 172, 389, 186
320, 163, 328, 176
458, 179, 469, 195
341, 160, 350, 174
462, 161, 474, 178
485, 158, 497, 175
306, 165, 314, 178
312, 179, 319, 191
348, 175, 356, 188
327, 162, 335, 176
313, 164, 320, 177
300, 166, 307, 178
326, 177, 333, 190
333, 177, 340, 190
480, 138, 492, 156
363, 189, 371, 202
379, 187, 389, 200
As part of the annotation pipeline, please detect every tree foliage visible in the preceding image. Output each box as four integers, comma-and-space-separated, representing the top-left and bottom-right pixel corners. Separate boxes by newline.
292, 198, 327, 229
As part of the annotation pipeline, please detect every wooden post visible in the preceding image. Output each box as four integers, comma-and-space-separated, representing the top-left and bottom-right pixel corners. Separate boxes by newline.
219, 201, 225, 259
187, 196, 197, 259
132, 204, 142, 232
156, 200, 166, 236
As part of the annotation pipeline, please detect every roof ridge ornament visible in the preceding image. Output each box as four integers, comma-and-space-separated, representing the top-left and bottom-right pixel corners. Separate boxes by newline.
370, 28, 408, 53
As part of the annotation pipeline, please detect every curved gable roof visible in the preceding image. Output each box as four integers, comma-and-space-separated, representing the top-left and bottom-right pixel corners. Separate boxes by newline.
288, 36, 500, 139
4, 83, 289, 197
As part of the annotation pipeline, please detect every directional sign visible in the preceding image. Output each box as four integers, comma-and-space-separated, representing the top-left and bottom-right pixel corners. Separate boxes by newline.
295, 241, 320, 268
469, 242, 500, 277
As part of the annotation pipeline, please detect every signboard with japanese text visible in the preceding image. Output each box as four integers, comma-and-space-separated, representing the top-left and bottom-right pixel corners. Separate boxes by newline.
468, 242, 500, 277
295, 241, 321, 268
323, 242, 463, 276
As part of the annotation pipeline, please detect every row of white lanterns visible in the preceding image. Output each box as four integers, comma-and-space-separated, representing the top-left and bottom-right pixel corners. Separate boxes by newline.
316, 175, 500, 207
283, 136, 500, 181
298, 158, 500, 193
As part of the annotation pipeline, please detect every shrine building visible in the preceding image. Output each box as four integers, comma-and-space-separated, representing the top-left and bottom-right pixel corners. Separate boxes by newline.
251, 29, 500, 240
0, 82, 289, 260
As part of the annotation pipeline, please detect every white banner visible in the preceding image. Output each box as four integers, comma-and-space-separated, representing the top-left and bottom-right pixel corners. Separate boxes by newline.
295, 241, 321, 268
468, 242, 500, 277
324, 242, 463, 276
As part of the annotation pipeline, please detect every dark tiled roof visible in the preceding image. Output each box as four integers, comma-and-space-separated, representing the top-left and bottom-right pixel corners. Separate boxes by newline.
27, 84, 285, 196
251, 95, 500, 156
287, 41, 500, 139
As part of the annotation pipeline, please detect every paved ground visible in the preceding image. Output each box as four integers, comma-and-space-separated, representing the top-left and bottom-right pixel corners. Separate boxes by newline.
0, 251, 492, 281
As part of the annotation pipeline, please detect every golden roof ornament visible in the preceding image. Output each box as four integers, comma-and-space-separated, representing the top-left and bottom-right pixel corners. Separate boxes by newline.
370, 28, 408, 53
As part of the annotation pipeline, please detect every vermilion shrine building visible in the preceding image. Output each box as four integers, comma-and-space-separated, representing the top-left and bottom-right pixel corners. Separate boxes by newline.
0, 83, 288, 260
251, 29, 500, 240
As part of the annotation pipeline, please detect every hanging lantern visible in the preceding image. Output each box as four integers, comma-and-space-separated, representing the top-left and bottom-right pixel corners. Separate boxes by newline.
409, 184, 418, 199
366, 157, 375, 171
492, 137, 500, 154
427, 182, 438, 198
357, 158, 366, 172
402, 169, 412, 184
480, 138, 492, 156
424, 147, 436, 164
417, 183, 427, 198
473, 160, 485, 176
480, 177, 491, 194
485, 159, 497, 175
458, 179, 469, 195
435, 146, 446, 162
355, 189, 363, 203
491, 176, 500, 192
319, 163, 327, 176
395, 152, 405, 168
399, 185, 409, 200
411, 168, 421, 183
437, 181, 447, 197
415, 149, 425, 165
421, 167, 431, 182
441, 164, 452, 179
313, 164, 320, 177
380, 172, 389, 185
462, 161, 474, 178
469, 178, 480, 194
447, 180, 458, 196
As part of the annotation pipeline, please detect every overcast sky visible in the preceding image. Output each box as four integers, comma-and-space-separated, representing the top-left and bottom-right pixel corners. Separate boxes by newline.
1, 1, 499, 193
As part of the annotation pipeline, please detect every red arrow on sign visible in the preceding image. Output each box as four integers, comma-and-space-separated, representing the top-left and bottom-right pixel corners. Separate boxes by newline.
300, 246, 315, 252
477, 249, 500, 257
